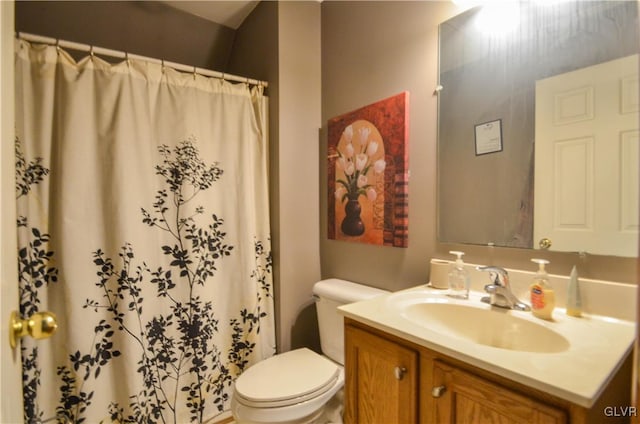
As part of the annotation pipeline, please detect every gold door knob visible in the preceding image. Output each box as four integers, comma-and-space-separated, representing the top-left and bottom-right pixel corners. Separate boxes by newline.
539, 238, 552, 250
10, 310, 58, 348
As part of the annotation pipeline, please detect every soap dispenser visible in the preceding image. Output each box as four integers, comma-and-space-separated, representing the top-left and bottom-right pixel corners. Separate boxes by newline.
529, 259, 555, 320
448, 251, 470, 299
566, 265, 582, 317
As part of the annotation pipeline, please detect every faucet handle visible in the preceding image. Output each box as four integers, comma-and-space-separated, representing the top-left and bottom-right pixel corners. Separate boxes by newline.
476, 266, 509, 287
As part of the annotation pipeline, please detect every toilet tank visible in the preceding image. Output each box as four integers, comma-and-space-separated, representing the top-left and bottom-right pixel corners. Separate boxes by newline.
313, 278, 389, 365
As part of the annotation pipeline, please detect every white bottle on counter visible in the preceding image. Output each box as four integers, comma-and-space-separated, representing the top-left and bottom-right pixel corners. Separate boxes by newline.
566, 265, 583, 317
447, 251, 470, 299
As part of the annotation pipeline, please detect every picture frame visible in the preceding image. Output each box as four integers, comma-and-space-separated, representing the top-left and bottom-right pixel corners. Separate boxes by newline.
327, 92, 409, 247
475, 119, 503, 155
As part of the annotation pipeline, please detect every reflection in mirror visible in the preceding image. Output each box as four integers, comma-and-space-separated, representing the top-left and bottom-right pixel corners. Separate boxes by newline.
437, 1, 638, 257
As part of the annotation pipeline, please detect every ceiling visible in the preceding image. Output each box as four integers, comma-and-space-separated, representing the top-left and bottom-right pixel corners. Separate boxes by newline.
163, 1, 260, 29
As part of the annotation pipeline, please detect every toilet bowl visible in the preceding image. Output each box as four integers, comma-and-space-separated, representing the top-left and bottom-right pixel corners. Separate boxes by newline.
231, 279, 388, 424
231, 348, 344, 424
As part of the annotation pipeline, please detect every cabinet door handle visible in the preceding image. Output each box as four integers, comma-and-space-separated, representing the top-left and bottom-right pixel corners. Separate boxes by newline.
432, 385, 447, 398
394, 366, 407, 380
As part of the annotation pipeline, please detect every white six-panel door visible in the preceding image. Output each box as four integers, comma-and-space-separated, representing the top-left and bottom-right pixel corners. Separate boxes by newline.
535, 54, 639, 257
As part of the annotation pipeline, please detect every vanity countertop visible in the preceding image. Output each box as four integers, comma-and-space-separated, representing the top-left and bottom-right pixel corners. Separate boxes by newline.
339, 285, 635, 408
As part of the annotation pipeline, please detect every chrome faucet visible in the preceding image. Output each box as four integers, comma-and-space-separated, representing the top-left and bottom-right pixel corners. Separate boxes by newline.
476, 266, 530, 311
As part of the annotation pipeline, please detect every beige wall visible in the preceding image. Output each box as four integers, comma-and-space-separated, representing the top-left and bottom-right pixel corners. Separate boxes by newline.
275, 2, 322, 352
320, 0, 637, 291
231, 1, 323, 353
321, 1, 460, 292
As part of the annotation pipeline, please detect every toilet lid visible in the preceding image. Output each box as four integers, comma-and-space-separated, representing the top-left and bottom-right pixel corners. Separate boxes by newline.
234, 348, 340, 407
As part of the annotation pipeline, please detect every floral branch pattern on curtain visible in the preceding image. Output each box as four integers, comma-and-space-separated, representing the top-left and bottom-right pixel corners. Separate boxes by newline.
15, 136, 58, 423
83, 140, 270, 423
16, 137, 272, 423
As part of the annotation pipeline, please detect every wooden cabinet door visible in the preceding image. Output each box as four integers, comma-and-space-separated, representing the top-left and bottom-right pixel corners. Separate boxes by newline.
344, 325, 418, 424
432, 360, 567, 424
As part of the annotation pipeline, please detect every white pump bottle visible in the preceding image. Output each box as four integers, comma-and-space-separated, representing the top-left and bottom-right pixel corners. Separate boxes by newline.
448, 251, 470, 299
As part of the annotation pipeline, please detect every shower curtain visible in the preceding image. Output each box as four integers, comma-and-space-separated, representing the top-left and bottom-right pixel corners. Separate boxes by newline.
15, 39, 275, 423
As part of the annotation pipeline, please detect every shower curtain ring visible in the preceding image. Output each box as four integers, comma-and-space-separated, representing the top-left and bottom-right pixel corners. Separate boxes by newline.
161, 59, 165, 73
55, 39, 61, 54
89, 45, 95, 59
125, 52, 130, 67
193, 66, 197, 80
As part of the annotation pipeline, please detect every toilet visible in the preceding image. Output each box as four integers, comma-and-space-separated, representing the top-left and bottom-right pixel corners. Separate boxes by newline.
231, 278, 388, 424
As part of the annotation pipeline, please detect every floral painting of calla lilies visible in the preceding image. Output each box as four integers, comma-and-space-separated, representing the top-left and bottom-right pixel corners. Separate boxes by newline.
327, 92, 409, 247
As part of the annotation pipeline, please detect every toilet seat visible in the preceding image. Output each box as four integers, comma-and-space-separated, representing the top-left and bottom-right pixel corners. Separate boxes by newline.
234, 348, 340, 408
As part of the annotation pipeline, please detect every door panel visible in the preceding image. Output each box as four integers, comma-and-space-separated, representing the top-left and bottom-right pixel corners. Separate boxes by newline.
1, 1, 25, 422
535, 54, 639, 256
344, 325, 418, 424
432, 360, 566, 424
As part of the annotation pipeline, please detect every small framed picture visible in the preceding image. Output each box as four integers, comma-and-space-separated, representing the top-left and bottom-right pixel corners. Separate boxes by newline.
474, 119, 503, 155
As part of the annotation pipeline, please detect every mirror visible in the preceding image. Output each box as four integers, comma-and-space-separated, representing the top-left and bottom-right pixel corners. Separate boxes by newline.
437, 1, 638, 257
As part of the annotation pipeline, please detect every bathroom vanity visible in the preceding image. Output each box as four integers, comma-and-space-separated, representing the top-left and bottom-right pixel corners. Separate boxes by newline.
339, 271, 635, 424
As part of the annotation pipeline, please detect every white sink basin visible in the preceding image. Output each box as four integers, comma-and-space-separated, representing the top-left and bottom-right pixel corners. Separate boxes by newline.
387, 292, 570, 353
402, 301, 570, 353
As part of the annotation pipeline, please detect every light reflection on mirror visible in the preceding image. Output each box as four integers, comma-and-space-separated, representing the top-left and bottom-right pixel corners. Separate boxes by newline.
475, 3, 520, 36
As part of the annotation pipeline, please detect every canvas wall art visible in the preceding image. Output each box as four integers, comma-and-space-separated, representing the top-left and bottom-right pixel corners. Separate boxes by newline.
327, 92, 409, 247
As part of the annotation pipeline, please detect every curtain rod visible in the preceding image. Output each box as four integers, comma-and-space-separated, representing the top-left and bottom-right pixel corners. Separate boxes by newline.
16, 32, 269, 88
